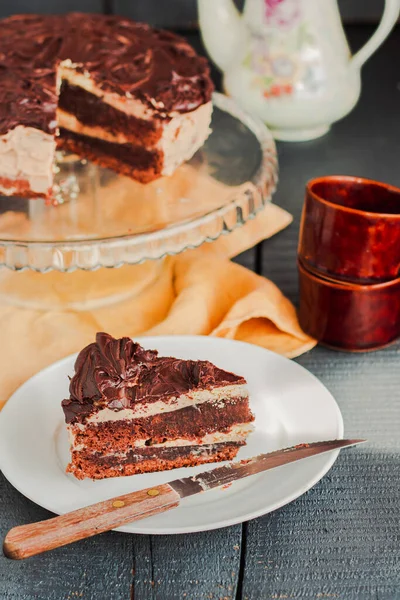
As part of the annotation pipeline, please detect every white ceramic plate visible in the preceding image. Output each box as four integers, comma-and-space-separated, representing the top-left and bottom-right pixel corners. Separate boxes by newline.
0, 336, 343, 535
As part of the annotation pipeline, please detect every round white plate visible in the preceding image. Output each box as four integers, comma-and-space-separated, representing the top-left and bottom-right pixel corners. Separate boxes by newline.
0, 336, 343, 535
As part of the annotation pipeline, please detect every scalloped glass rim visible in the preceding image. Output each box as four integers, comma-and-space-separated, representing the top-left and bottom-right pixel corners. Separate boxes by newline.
0, 93, 278, 272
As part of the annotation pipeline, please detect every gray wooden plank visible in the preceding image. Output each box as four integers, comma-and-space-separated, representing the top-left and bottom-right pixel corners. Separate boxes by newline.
241, 342, 400, 599
298, 345, 400, 450
241, 448, 400, 600
131, 527, 243, 599
233, 249, 256, 271
0, 473, 134, 600
0, 0, 103, 17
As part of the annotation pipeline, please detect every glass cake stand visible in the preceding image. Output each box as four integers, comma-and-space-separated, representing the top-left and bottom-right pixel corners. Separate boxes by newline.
0, 93, 278, 309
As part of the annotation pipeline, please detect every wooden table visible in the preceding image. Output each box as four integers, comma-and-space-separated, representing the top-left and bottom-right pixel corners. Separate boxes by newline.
1, 26, 400, 600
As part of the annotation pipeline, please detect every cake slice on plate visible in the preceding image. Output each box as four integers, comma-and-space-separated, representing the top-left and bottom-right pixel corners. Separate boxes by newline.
62, 333, 254, 480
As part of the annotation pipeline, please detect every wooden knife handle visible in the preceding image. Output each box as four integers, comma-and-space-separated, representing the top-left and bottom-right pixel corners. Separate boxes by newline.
3, 483, 180, 560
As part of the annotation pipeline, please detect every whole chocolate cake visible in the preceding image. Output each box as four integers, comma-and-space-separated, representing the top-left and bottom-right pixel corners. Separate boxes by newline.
62, 333, 254, 480
0, 13, 214, 198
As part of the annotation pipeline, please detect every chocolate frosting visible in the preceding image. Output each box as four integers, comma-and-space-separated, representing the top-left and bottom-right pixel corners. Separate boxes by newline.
0, 15, 61, 134
62, 333, 245, 424
0, 67, 58, 135
0, 13, 213, 135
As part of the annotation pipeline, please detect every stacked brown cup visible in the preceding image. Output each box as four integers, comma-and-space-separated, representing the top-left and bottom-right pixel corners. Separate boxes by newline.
298, 176, 400, 352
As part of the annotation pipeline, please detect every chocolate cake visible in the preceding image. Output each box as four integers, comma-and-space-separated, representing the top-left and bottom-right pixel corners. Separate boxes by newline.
62, 333, 254, 480
0, 13, 213, 197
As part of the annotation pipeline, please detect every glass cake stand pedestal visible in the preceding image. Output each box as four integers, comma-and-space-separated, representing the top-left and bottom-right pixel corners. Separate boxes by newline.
0, 94, 278, 310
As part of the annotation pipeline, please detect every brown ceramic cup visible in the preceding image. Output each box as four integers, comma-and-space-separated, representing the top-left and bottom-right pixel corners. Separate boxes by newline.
298, 258, 400, 352
298, 176, 400, 283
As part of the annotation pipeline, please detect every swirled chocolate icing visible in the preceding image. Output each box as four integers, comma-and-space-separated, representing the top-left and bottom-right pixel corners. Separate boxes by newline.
62, 333, 245, 424
0, 13, 213, 135
0, 15, 61, 134
0, 67, 58, 135
61, 14, 213, 113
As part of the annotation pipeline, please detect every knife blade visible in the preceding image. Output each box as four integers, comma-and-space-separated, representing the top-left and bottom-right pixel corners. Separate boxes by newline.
3, 438, 365, 560
169, 438, 365, 497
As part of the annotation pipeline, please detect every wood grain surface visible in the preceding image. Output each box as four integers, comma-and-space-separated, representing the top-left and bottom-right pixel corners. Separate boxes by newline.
1, 24, 400, 600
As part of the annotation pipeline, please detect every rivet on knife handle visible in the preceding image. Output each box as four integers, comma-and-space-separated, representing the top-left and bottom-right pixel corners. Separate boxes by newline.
3, 483, 180, 560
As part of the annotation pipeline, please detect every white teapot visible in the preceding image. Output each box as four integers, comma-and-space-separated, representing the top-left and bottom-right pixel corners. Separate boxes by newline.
198, 0, 400, 140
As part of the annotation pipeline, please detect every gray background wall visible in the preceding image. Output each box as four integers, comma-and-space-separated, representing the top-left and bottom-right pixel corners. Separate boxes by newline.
0, 0, 388, 27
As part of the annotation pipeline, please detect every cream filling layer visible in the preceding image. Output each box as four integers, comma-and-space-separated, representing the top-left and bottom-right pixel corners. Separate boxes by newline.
60, 63, 205, 118
57, 101, 212, 173
0, 126, 55, 194
70, 423, 254, 454
160, 102, 212, 175
60, 63, 158, 119
83, 383, 249, 425
57, 110, 138, 144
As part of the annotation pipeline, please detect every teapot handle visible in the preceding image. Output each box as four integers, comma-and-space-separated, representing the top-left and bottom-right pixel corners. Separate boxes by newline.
351, 0, 400, 69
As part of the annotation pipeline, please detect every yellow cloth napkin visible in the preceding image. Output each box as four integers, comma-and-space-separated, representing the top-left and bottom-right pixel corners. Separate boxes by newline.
0, 203, 316, 409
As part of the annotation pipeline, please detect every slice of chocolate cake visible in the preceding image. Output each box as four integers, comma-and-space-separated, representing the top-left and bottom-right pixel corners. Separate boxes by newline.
0, 13, 213, 197
62, 333, 254, 480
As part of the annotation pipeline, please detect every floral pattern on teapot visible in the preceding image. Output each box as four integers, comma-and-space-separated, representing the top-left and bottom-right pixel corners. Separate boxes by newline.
198, 0, 400, 140
243, 0, 321, 98
264, 0, 300, 27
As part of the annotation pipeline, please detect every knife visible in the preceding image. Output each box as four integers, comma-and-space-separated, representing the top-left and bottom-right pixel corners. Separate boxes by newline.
3, 438, 365, 560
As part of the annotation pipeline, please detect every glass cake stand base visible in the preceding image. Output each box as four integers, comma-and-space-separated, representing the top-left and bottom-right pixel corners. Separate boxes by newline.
0, 93, 277, 310
0, 261, 164, 311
